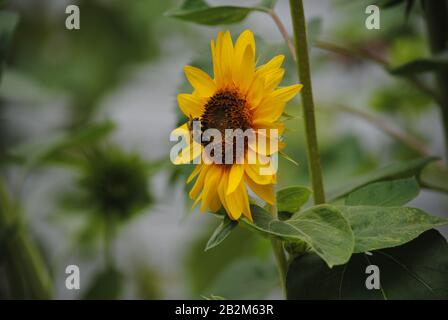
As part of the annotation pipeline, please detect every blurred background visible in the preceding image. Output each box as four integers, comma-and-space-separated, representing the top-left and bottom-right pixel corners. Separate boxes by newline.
0, 0, 447, 299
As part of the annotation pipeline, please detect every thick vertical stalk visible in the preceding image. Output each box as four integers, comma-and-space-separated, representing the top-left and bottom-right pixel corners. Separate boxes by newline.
268, 191, 288, 297
289, 0, 325, 204
423, 0, 448, 161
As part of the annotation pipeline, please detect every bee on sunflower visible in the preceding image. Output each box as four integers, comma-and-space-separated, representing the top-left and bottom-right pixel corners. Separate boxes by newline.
172, 30, 302, 221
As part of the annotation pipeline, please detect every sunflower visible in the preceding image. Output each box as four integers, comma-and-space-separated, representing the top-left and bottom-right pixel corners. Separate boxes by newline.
174, 30, 302, 221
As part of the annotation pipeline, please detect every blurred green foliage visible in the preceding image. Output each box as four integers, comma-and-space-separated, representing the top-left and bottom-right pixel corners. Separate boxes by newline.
78, 146, 153, 219
9, 0, 170, 127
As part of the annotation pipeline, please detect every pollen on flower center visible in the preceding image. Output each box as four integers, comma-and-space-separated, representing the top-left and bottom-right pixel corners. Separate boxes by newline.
199, 89, 252, 163
201, 89, 252, 133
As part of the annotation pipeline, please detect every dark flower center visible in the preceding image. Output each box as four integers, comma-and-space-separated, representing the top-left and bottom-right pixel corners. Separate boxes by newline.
199, 90, 252, 163
201, 90, 251, 133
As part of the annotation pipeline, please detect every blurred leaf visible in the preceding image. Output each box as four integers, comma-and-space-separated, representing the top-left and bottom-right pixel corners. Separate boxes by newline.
329, 157, 437, 201
338, 205, 448, 253
9, 122, 115, 168
345, 177, 419, 206
420, 162, 448, 194
277, 186, 311, 214
185, 223, 270, 296
12, 0, 165, 127
166, 0, 268, 26
0, 11, 18, 80
369, 80, 431, 114
286, 230, 448, 299
243, 205, 354, 267
206, 258, 277, 299
376, 0, 406, 8
376, 0, 418, 18
389, 52, 448, 75
82, 268, 123, 300
205, 216, 238, 251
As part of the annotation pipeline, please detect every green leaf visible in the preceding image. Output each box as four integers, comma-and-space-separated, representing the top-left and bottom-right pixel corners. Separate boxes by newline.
206, 258, 278, 299
243, 205, 354, 267
329, 157, 436, 201
389, 52, 448, 75
345, 177, 419, 206
205, 216, 238, 251
165, 0, 267, 26
0, 12, 19, 80
338, 205, 448, 253
286, 230, 448, 299
277, 186, 311, 214
420, 162, 448, 194
83, 268, 123, 300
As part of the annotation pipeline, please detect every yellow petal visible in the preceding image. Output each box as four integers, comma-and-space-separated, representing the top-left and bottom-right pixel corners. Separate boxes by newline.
209, 195, 222, 213
263, 68, 285, 93
271, 84, 303, 102
217, 169, 233, 219
256, 55, 285, 78
234, 30, 255, 65
246, 76, 264, 109
253, 98, 286, 123
184, 65, 216, 97
211, 38, 224, 87
189, 165, 210, 199
245, 175, 275, 205
200, 165, 222, 212
237, 45, 255, 94
191, 191, 202, 209
226, 190, 243, 220
187, 164, 202, 184
173, 141, 202, 165
252, 121, 285, 135
227, 164, 244, 195
219, 31, 234, 85
248, 130, 282, 156
244, 161, 276, 185
177, 94, 205, 118
234, 30, 255, 83
238, 181, 252, 220
172, 122, 190, 138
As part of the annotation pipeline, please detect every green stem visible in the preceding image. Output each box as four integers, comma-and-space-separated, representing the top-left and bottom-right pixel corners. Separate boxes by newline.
268, 192, 288, 298
289, 0, 325, 204
423, 0, 448, 161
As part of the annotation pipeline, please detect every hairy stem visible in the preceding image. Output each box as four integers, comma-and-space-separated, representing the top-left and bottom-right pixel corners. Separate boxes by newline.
289, 0, 326, 204
268, 191, 288, 297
